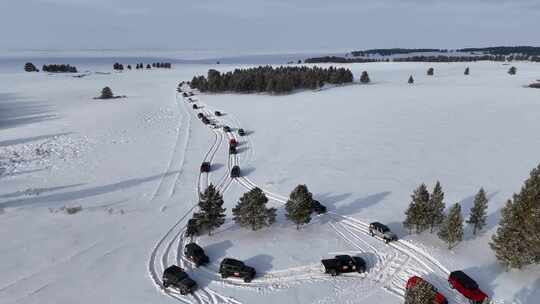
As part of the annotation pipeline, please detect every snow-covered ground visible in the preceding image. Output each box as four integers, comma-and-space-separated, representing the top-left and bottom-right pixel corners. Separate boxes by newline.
1, 59, 539, 304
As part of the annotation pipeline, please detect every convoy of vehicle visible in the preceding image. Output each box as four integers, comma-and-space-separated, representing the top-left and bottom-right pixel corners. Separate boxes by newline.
369, 222, 398, 243
448, 271, 488, 304
200, 162, 211, 173
321, 255, 366, 276
406, 276, 448, 304
219, 258, 256, 282
184, 243, 209, 267
162, 265, 197, 295
170, 88, 490, 303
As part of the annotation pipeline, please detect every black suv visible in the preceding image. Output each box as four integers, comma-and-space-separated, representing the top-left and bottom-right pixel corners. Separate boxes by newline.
223, 126, 231, 132
214, 111, 222, 116
192, 104, 198, 110
229, 145, 237, 155
184, 243, 209, 267
197, 113, 204, 119
311, 200, 327, 214
238, 128, 246, 136
200, 162, 211, 173
162, 265, 197, 295
321, 255, 366, 276
219, 258, 256, 282
186, 218, 200, 238
230, 166, 241, 178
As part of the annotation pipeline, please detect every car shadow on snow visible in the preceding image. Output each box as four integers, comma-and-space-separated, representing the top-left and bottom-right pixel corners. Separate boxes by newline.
210, 163, 224, 171
240, 166, 255, 177
203, 240, 233, 264
462, 262, 505, 299
245, 254, 274, 276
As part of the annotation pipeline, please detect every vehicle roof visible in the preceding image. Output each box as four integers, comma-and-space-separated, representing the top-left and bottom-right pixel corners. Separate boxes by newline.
164, 265, 188, 278
370, 222, 389, 230
185, 243, 203, 251
450, 271, 478, 290
222, 258, 243, 266
335, 255, 352, 260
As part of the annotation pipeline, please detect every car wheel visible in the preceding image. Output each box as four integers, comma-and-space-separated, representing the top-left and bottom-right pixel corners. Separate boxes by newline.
221, 273, 227, 279
370, 231, 374, 237
180, 289, 188, 295
358, 267, 365, 273
163, 282, 169, 288
330, 270, 338, 276
244, 277, 252, 283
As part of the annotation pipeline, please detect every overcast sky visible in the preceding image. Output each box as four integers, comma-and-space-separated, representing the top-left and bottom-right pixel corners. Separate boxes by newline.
1, 0, 539, 54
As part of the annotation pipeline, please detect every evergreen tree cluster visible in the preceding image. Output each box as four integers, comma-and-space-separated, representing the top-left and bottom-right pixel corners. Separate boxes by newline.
113, 63, 124, 71
232, 188, 276, 231
24, 62, 39, 72
427, 67, 435, 76
352, 48, 446, 57
393, 55, 507, 63
190, 66, 354, 94
191, 184, 226, 236
404, 182, 489, 249
285, 185, 316, 230
360, 71, 370, 83
491, 163, 540, 269
404, 279, 438, 304
42, 64, 78, 73
305, 56, 383, 63
100, 87, 114, 99
508, 66, 517, 75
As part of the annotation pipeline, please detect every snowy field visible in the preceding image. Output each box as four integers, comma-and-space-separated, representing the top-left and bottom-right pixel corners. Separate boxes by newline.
1, 59, 539, 304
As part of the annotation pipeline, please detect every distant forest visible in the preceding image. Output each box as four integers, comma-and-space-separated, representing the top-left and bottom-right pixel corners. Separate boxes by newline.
351, 48, 447, 57
305, 56, 382, 64
190, 66, 353, 94
42, 64, 78, 73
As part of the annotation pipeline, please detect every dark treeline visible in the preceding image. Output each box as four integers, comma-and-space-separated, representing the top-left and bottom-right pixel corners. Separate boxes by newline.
351, 48, 447, 57
457, 46, 540, 56
116, 62, 172, 70
42, 64, 78, 73
307, 54, 540, 63
305, 56, 383, 64
190, 66, 354, 94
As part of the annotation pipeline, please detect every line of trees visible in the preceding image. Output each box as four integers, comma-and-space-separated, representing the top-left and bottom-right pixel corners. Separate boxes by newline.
403, 182, 489, 249
114, 62, 172, 71
24, 62, 39, 72
42, 64, 78, 73
187, 183, 321, 235
491, 163, 540, 270
190, 66, 354, 94
305, 56, 382, 64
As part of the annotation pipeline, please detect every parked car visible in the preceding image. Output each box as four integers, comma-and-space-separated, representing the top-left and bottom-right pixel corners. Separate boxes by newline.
311, 200, 327, 214
214, 111, 222, 116
182, 92, 188, 97
321, 255, 366, 276
192, 104, 198, 110
202, 117, 210, 124
223, 126, 231, 132
229, 145, 237, 155
229, 138, 238, 147
184, 243, 209, 267
219, 258, 256, 283
200, 162, 211, 173
448, 271, 488, 304
197, 113, 204, 119
186, 218, 200, 237
369, 222, 398, 243
162, 265, 197, 295
230, 166, 240, 178
238, 128, 246, 136
406, 276, 448, 304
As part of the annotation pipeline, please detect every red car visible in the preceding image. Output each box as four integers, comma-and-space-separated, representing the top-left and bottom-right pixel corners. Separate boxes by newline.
448, 271, 488, 304
229, 138, 237, 147
406, 276, 447, 304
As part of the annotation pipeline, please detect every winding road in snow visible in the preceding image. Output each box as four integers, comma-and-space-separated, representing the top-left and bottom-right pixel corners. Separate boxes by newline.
148, 86, 480, 304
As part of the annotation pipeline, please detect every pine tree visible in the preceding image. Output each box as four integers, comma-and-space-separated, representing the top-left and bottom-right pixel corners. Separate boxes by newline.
24, 62, 38, 72
404, 279, 437, 304
438, 203, 464, 249
490, 163, 540, 269
427, 67, 434, 76
193, 184, 226, 235
464, 67, 470, 75
508, 66, 517, 75
285, 184, 313, 230
427, 181, 445, 233
100, 87, 114, 99
232, 188, 276, 231
404, 184, 430, 233
467, 188, 489, 235
360, 71, 370, 83
408, 75, 414, 84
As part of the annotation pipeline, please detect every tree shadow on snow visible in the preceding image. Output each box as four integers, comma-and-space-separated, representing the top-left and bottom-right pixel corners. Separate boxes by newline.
457, 191, 501, 241
515, 276, 540, 304
210, 163, 224, 171
0, 132, 71, 147
0, 171, 179, 209
0, 93, 58, 130
203, 240, 233, 263
240, 166, 255, 177
313, 191, 391, 225
462, 263, 505, 299
0, 183, 84, 199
